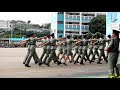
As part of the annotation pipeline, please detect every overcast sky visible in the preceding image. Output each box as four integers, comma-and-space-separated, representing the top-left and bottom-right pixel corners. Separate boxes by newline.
0, 12, 52, 25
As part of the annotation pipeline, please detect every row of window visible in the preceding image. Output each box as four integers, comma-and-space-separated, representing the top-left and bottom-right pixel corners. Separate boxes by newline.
82, 16, 94, 20
57, 21, 64, 24
82, 25, 89, 30
65, 15, 94, 19
57, 31, 64, 33
65, 15, 80, 19
57, 17, 93, 24
58, 12, 64, 14
65, 24, 80, 28
65, 12, 80, 15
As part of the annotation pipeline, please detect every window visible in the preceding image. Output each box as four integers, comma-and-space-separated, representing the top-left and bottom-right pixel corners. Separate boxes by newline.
77, 16, 80, 19
85, 16, 88, 20
69, 15, 72, 19
65, 25, 68, 28
73, 25, 76, 28
57, 21, 63, 24
58, 12, 64, 14
66, 15, 68, 19
57, 31, 63, 33
69, 25, 72, 28
77, 25, 80, 28
82, 25, 85, 29
73, 15, 76, 19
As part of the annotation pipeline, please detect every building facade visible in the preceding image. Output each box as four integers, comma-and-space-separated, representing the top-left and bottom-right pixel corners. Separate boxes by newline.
51, 12, 106, 38
0, 20, 11, 30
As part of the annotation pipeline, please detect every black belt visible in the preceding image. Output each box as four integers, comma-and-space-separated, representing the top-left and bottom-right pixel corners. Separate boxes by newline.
28, 44, 36, 45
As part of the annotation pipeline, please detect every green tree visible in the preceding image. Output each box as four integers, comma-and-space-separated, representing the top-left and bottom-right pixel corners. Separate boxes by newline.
40, 23, 51, 29
86, 32, 93, 39
95, 32, 101, 38
89, 15, 106, 34
27, 20, 31, 24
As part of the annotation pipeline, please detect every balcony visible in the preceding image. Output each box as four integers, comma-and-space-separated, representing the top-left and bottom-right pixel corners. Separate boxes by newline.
65, 18, 80, 21
82, 12, 95, 14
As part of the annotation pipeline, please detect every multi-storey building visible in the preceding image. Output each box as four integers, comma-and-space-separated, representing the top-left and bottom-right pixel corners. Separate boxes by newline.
51, 12, 106, 38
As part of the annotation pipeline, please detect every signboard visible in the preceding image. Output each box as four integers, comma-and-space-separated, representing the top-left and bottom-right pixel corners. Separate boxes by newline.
110, 22, 120, 30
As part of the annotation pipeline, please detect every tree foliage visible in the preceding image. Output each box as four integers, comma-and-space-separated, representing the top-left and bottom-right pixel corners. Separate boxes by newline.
89, 15, 106, 34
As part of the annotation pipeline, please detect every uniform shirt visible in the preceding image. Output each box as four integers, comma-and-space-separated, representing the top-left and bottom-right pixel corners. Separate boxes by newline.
93, 39, 99, 49
62, 40, 67, 50
66, 39, 74, 50
83, 39, 88, 50
107, 37, 119, 52
99, 38, 107, 50
88, 39, 93, 49
50, 38, 58, 49
74, 39, 80, 49
46, 38, 51, 49
79, 39, 83, 49
58, 40, 63, 50
42, 39, 47, 49
26, 37, 37, 45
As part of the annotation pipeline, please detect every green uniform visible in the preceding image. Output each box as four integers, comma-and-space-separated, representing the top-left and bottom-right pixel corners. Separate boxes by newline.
73, 40, 79, 58
39, 39, 47, 63
74, 40, 83, 63
59, 40, 67, 61
91, 39, 99, 61
46, 38, 61, 65
58, 40, 63, 55
80, 39, 90, 64
42, 38, 51, 63
66, 39, 74, 56
107, 37, 119, 76
25, 37, 40, 65
97, 38, 107, 63
23, 44, 30, 64
88, 40, 93, 58
116, 41, 120, 70
62, 40, 67, 55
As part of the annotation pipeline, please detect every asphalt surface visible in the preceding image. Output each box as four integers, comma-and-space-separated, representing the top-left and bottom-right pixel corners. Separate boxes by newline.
0, 48, 108, 78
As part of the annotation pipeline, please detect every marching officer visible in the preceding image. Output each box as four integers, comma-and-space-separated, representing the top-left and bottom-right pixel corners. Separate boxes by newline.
63, 35, 74, 65
107, 30, 119, 78
38, 36, 48, 66
22, 33, 31, 64
74, 35, 83, 64
22, 32, 43, 67
90, 34, 99, 62
73, 36, 79, 59
97, 34, 107, 64
88, 35, 94, 59
45, 33, 62, 66
59, 37, 67, 62
41, 35, 52, 64
57, 35, 63, 59
79, 34, 91, 65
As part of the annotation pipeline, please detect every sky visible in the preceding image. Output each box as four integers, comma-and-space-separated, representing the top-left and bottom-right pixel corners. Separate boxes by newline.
106, 12, 120, 36
0, 12, 52, 25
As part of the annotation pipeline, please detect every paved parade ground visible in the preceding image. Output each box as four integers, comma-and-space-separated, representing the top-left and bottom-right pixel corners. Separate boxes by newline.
0, 48, 108, 78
